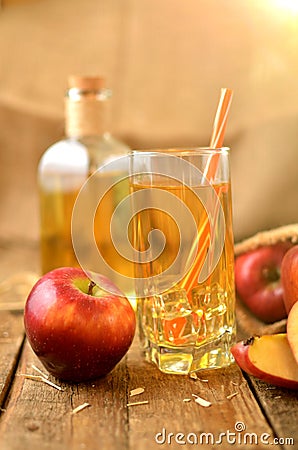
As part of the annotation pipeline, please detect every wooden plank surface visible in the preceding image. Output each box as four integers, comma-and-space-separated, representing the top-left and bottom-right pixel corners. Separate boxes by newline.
0, 311, 25, 408
247, 376, 297, 450
0, 341, 129, 450
0, 242, 296, 450
0, 338, 280, 450
125, 341, 279, 450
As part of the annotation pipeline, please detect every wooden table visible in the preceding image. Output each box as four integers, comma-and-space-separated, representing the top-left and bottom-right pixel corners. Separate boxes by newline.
0, 241, 297, 450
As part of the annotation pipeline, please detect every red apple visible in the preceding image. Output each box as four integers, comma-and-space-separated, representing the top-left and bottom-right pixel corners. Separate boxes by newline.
24, 267, 136, 382
231, 334, 298, 389
281, 245, 298, 313
234, 242, 292, 323
287, 300, 298, 366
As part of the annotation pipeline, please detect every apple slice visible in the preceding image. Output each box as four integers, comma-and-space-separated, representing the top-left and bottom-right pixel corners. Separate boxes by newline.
287, 301, 298, 366
231, 334, 298, 389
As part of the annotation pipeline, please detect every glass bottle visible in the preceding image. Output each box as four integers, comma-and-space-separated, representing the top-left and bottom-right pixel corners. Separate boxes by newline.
38, 75, 132, 289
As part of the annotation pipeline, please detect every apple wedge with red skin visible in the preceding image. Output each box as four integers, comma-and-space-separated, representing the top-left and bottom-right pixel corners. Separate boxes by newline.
235, 242, 292, 323
24, 267, 136, 382
231, 334, 298, 390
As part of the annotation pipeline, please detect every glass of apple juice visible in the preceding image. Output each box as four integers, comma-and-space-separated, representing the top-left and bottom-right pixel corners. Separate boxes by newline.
129, 147, 236, 375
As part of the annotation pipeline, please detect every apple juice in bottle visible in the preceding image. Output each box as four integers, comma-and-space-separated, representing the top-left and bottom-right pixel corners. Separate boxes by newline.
38, 76, 132, 291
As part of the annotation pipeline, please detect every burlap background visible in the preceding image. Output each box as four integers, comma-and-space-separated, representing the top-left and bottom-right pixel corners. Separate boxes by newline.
1, 0, 297, 248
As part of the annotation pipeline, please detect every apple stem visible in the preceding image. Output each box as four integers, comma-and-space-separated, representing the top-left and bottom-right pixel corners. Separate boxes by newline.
87, 280, 96, 296
263, 266, 280, 283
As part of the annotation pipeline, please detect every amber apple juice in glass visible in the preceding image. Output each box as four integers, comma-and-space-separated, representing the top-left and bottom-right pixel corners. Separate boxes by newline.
130, 148, 236, 375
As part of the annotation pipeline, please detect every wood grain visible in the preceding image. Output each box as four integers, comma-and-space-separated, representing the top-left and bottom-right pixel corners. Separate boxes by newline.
0, 240, 296, 450
0, 338, 280, 450
247, 376, 297, 450
0, 311, 25, 409
0, 342, 129, 450
125, 340, 279, 450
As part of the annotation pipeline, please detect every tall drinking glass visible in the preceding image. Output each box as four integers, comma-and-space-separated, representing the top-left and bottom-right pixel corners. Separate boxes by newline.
129, 147, 236, 374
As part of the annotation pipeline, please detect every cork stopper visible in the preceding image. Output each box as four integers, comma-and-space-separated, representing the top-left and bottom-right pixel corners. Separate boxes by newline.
65, 75, 110, 137
67, 75, 105, 91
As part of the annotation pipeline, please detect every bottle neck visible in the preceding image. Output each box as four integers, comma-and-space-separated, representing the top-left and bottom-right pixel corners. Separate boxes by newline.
64, 87, 111, 138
